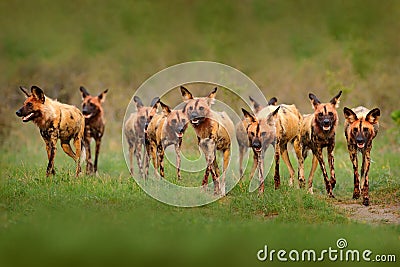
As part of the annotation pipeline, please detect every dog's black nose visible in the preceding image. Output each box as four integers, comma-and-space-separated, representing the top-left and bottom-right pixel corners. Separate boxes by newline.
177, 126, 184, 133
252, 140, 261, 149
323, 119, 330, 126
190, 112, 199, 119
16, 109, 22, 117
356, 136, 364, 144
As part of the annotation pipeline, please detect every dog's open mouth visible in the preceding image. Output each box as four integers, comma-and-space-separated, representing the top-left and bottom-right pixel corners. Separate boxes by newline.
83, 114, 92, 119
357, 143, 365, 149
253, 147, 262, 152
22, 112, 35, 122
323, 125, 331, 131
176, 132, 183, 138
190, 117, 204, 125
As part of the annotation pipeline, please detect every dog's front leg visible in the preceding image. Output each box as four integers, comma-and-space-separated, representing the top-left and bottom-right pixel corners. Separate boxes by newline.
315, 148, 334, 197
257, 152, 264, 193
43, 137, 57, 176
327, 143, 336, 190
348, 145, 360, 199
361, 149, 371, 206
273, 140, 281, 189
175, 143, 182, 180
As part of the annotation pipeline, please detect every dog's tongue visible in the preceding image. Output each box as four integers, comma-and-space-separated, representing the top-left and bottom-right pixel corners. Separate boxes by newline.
323, 126, 330, 131
22, 112, 34, 122
357, 143, 365, 149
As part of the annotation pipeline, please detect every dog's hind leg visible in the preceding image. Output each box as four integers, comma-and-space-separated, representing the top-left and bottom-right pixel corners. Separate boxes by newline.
221, 148, 230, 195
238, 144, 247, 178
73, 136, 82, 176
280, 143, 295, 187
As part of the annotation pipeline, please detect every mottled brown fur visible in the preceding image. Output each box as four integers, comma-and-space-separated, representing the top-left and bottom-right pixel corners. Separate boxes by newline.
146, 101, 188, 179
294, 91, 342, 197
344, 106, 380, 206
80, 86, 108, 175
16, 86, 84, 176
124, 96, 159, 178
235, 96, 277, 178
180, 86, 234, 195
247, 103, 302, 191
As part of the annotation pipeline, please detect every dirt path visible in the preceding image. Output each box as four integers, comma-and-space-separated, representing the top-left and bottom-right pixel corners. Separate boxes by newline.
337, 202, 400, 224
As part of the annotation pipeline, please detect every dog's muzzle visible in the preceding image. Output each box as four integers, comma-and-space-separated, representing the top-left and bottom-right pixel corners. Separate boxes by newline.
322, 119, 331, 131
356, 136, 365, 149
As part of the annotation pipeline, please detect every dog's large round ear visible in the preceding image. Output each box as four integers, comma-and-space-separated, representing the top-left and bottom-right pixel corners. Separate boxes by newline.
330, 90, 342, 108
133, 96, 144, 109
31, 86, 45, 104
98, 89, 108, 103
267, 106, 280, 124
180, 86, 193, 101
343, 107, 358, 123
242, 108, 257, 124
309, 93, 320, 109
207, 87, 217, 105
268, 97, 278, 106
159, 101, 171, 116
365, 108, 380, 124
19, 86, 31, 98
80, 86, 90, 99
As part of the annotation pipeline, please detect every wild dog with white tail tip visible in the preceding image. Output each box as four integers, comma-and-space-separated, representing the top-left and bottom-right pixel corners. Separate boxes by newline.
16, 86, 84, 176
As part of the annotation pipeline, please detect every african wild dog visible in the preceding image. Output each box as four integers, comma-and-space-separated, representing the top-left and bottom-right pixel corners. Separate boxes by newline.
124, 96, 159, 178
80, 86, 108, 175
145, 100, 188, 180
180, 86, 234, 195
16, 86, 84, 176
294, 91, 342, 197
236, 96, 277, 178
242, 103, 302, 192
344, 106, 380, 206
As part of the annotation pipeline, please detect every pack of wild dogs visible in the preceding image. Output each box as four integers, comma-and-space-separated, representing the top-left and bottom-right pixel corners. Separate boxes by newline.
16, 85, 380, 206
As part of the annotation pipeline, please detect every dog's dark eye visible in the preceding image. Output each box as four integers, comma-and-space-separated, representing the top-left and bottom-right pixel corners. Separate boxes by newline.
250, 132, 255, 137
189, 106, 193, 110
199, 106, 204, 111
261, 132, 267, 137
171, 119, 177, 124
140, 116, 146, 121
27, 102, 33, 108
318, 113, 323, 117
182, 119, 186, 123
328, 112, 334, 116
353, 128, 358, 133
363, 127, 369, 132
